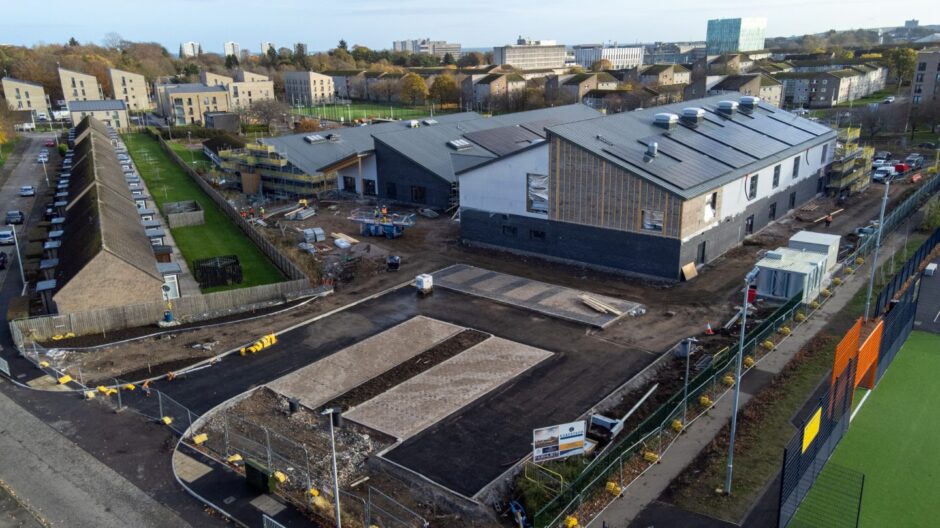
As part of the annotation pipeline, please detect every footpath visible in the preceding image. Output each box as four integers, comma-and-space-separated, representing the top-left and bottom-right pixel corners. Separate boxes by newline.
590, 229, 915, 528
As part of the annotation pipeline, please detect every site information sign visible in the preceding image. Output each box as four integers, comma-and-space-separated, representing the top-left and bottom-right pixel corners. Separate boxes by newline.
533, 420, 586, 463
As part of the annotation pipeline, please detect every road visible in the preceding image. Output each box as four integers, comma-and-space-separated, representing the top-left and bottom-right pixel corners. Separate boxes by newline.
0, 134, 219, 528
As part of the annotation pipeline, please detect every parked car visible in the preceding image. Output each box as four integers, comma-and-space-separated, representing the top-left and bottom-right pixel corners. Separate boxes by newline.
916, 142, 936, 149
44, 139, 56, 148
906, 154, 925, 168
872, 159, 889, 169
37, 112, 48, 121
894, 162, 912, 174
37, 153, 48, 163
873, 151, 891, 161
19, 186, 35, 197
883, 96, 896, 104
0, 229, 14, 245
872, 166, 897, 182
5, 211, 24, 225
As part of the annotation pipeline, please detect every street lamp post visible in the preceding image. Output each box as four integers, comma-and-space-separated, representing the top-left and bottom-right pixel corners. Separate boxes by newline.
725, 266, 760, 495
10, 224, 25, 287
864, 179, 891, 320
40, 158, 49, 187
321, 408, 342, 528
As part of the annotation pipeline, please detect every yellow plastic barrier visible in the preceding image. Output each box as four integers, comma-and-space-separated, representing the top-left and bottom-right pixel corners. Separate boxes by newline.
39, 361, 49, 367
123, 384, 136, 391
97, 385, 110, 394
240, 334, 279, 356
273, 471, 287, 483
671, 419, 684, 433
192, 433, 208, 445
643, 451, 660, 463
563, 516, 579, 528
308, 488, 319, 497
84, 391, 96, 400
606, 481, 622, 496
162, 416, 173, 425
58, 374, 73, 385
226, 454, 243, 463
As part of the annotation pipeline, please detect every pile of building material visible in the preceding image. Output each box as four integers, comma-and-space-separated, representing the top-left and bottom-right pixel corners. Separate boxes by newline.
580, 295, 623, 316
284, 207, 317, 221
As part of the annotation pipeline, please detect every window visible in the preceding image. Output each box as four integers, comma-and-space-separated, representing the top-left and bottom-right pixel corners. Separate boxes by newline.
363, 180, 376, 196
526, 173, 548, 214
410, 185, 426, 204
916, 73, 925, 83
748, 174, 758, 200
386, 182, 397, 198
821, 144, 828, 163
502, 225, 517, 237
342, 176, 356, 191
917, 62, 926, 71
744, 214, 754, 235
768, 202, 777, 221
772, 167, 780, 189
705, 191, 717, 220
529, 229, 546, 241
642, 209, 664, 231
788, 191, 796, 210
792, 156, 800, 178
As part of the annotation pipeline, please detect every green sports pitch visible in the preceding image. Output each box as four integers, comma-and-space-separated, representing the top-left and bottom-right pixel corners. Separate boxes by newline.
792, 331, 940, 528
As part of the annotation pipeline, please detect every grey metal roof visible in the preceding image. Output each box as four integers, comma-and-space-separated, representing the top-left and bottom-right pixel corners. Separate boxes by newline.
547, 95, 837, 199
68, 100, 127, 112
1, 77, 45, 88
261, 112, 480, 175
164, 83, 227, 95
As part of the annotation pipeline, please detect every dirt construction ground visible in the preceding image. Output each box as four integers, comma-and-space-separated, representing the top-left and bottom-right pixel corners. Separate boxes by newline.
54, 180, 910, 386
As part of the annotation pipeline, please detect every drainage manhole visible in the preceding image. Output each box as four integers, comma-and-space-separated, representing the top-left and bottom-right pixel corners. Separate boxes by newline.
223, 496, 236, 505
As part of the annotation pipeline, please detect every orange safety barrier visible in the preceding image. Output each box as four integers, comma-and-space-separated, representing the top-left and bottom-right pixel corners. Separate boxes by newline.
832, 318, 862, 385
855, 321, 884, 389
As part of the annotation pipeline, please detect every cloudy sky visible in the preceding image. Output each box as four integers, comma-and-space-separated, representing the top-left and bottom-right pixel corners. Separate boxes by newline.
1, 0, 934, 53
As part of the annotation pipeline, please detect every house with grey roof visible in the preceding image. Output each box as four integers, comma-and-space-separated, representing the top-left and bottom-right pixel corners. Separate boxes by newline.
67, 100, 129, 130
459, 95, 837, 280
153, 82, 230, 124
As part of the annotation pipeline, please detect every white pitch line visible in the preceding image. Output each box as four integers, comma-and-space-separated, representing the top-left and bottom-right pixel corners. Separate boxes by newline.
850, 389, 873, 422
933, 309, 940, 323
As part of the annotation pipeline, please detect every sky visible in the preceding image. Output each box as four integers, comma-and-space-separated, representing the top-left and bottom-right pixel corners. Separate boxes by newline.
0, 0, 934, 54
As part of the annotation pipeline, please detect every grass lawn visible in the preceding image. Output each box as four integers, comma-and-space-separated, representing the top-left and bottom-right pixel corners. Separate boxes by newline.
293, 101, 454, 122
123, 133, 285, 292
0, 137, 21, 172
792, 331, 940, 528
835, 89, 898, 108
167, 140, 214, 172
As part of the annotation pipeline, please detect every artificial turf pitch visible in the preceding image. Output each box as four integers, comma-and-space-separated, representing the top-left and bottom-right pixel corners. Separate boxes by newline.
792, 331, 940, 528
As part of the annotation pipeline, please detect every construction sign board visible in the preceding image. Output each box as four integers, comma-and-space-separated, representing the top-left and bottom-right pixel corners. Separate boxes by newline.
533, 421, 586, 463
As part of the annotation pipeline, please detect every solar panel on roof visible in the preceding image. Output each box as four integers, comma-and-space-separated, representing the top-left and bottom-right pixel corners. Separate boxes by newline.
696, 114, 789, 159
704, 106, 814, 146
602, 143, 725, 191
663, 128, 759, 168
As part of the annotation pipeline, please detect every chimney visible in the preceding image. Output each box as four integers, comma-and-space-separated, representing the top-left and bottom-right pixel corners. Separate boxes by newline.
739, 96, 760, 112
653, 112, 678, 130
680, 107, 705, 126
717, 100, 738, 116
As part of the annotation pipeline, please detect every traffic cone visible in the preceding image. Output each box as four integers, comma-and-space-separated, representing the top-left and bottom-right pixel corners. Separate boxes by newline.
705, 322, 715, 335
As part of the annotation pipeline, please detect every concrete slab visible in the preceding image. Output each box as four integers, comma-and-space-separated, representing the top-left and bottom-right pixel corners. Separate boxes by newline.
345, 337, 552, 439
174, 451, 213, 483
267, 316, 462, 409
433, 264, 643, 328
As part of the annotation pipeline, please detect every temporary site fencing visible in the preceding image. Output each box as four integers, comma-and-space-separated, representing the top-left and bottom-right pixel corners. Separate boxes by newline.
532, 291, 805, 527
778, 265, 923, 527
786, 463, 865, 528
872, 228, 940, 317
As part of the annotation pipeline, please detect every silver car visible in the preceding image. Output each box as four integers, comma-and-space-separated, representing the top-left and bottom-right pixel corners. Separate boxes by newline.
0, 229, 14, 245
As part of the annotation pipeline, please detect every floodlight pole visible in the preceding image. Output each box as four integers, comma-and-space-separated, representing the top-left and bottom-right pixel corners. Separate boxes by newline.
863, 179, 890, 321
725, 266, 760, 495
321, 408, 342, 528
10, 224, 25, 287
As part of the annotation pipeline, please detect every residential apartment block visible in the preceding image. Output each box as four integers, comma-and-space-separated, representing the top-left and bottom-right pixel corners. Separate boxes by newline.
776, 65, 887, 108
706, 17, 767, 55
392, 38, 461, 59
67, 100, 129, 131
199, 70, 275, 109
912, 50, 940, 105
59, 68, 104, 103
180, 41, 201, 57
631, 64, 692, 86
154, 83, 230, 125
573, 44, 644, 70
1, 77, 50, 117
462, 73, 526, 110
108, 68, 152, 111
545, 72, 618, 103
459, 96, 835, 280
284, 71, 335, 105
704, 74, 782, 107
493, 38, 566, 69
223, 41, 240, 58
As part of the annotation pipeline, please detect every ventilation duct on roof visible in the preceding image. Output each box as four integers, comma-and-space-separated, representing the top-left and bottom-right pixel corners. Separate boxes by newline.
447, 138, 472, 151
717, 100, 738, 116
407, 120, 420, 128
646, 141, 659, 159
739, 96, 760, 112
423, 119, 438, 125
303, 134, 326, 144
680, 107, 705, 126
654, 112, 678, 129
326, 133, 341, 142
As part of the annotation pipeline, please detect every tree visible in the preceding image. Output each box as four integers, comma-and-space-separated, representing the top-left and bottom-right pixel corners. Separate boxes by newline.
103, 32, 124, 50
294, 118, 322, 133
372, 78, 397, 102
886, 47, 917, 89
225, 54, 239, 69
399, 73, 428, 106
197, 43, 203, 55
265, 46, 278, 67
338, 39, 348, 51
567, 66, 585, 74
68, 37, 79, 47
293, 43, 308, 69
245, 99, 291, 128
442, 52, 456, 65
590, 59, 612, 72
429, 74, 458, 105
457, 51, 485, 68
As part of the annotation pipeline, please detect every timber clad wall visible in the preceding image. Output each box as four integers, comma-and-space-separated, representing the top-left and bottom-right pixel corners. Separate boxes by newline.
550, 136, 683, 238
680, 190, 723, 240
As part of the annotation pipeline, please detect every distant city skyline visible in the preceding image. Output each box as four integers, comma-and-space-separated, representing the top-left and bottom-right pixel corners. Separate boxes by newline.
0, 0, 935, 54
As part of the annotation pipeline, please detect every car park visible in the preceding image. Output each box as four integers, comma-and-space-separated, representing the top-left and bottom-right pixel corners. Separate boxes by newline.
5, 211, 24, 225
873, 151, 891, 161
872, 166, 897, 182
19, 186, 35, 197
894, 162, 911, 174
0, 229, 14, 245
905, 154, 925, 169
37, 153, 48, 163
872, 158, 889, 169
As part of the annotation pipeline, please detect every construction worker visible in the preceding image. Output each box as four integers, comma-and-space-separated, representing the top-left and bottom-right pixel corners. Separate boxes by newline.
259, 206, 265, 218
825, 213, 833, 228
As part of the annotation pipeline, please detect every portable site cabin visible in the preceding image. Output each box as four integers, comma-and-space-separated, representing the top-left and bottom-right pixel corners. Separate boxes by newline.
755, 248, 828, 303
788, 231, 841, 273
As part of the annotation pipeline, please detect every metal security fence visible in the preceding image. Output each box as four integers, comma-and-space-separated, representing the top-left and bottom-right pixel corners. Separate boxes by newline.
876, 272, 920, 383
873, 228, 940, 318
787, 463, 865, 528
533, 291, 805, 527
778, 358, 857, 528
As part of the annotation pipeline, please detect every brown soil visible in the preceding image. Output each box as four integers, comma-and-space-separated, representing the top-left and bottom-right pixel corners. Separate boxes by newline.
323, 329, 490, 412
